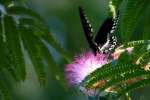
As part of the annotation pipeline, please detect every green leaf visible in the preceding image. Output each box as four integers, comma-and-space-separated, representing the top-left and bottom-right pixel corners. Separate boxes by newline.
100, 68, 149, 91
119, 78, 150, 95
19, 17, 48, 36
82, 63, 140, 88
7, 6, 43, 21
0, 16, 7, 70
3, 15, 26, 81
123, 40, 150, 48
122, 40, 150, 63
0, 1, 72, 99
117, 50, 133, 63
20, 26, 48, 85
0, 0, 12, 5
142, 8, 150, 39
137, 51, 150, 67
44, 34, 72, 63
19, 17, 72, 63
122, 0, 149, 41
42, 41, 68, 89
0, 80, 11, 100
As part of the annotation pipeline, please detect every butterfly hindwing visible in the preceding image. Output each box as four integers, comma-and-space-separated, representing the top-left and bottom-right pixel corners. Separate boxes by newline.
94, 13, 119, 53
94, 17, 114, 47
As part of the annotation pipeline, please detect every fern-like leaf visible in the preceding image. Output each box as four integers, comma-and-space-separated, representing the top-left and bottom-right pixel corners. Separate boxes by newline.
119, 77, 150, 95
20, 26, 47, 85
122, 0, 149, 41
99, 68, 149, 91
0, 80, 11, 100
82, 62, 140, 88
3, 15, 26, 81
7, 6, 43, 21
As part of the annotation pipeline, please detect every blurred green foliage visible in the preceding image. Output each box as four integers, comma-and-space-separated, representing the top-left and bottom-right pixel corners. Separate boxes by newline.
0, 0, 150, 100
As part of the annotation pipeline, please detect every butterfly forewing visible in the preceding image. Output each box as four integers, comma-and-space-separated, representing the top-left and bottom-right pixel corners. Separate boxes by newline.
79, 7, 97, 53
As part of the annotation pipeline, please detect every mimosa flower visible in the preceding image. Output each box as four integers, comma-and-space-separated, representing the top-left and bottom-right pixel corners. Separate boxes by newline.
66, 52, 109, 86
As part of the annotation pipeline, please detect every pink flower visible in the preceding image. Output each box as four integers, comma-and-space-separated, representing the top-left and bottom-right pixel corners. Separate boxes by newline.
65, 51, 109, 86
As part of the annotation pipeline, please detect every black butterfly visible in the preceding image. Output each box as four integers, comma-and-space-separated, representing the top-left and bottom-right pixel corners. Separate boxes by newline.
79, 7, 119, 55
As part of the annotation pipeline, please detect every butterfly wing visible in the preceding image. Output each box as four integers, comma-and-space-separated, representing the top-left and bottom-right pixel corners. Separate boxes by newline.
95, 17, 114, 46
79, 7, 98, 53
94, 13, 119, 53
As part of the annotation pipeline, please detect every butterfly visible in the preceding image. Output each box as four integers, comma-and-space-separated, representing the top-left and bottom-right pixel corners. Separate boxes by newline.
79, 7, 119, 55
